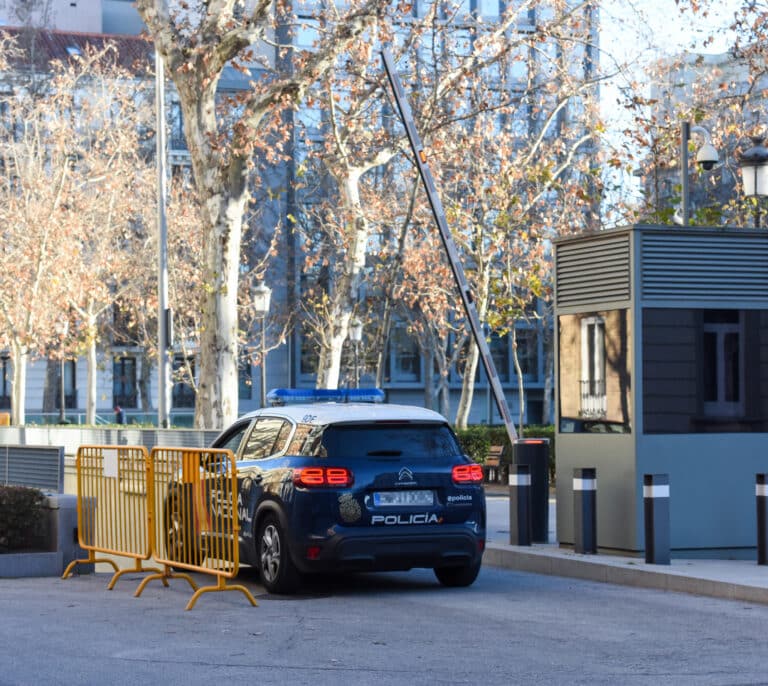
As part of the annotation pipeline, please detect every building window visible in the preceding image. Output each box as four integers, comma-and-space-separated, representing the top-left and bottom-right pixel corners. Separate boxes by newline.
515, 328, 539, 380
702, 310, 744, 417
238, 355, 252, 400
56, 361, 77, 410
580, 316, 605, 418
172, 355, 195, 408
169, 101, 186, 151
385, 326, 421, 383
0, 355, 10, 409
299, 325, 319, 377
113, 356, 137, 409
489, 333, 510, 382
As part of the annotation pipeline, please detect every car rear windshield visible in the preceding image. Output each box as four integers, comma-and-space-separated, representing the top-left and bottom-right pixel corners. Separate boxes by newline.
315, 423, 461, 461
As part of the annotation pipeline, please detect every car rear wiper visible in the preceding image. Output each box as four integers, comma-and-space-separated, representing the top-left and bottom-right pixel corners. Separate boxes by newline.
366, 449, 403, 456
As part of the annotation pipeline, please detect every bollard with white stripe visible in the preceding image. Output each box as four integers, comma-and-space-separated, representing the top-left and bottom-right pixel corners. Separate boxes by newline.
758, 474, 768, 566
573, 468, 597, 554
509, 465, 532, 546
643, 474, 670, 565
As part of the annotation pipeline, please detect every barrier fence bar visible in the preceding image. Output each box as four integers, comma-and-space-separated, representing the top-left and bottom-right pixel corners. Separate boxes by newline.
135, 447, 257, 610
643, 474, 671, 565
758, 474, 767, 566
508, 465, 532, 546
62, 446, 166, 590
573, 468, 597, 554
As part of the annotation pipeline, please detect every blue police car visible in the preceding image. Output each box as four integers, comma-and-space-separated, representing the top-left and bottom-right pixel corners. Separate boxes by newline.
203, 389, 486, 594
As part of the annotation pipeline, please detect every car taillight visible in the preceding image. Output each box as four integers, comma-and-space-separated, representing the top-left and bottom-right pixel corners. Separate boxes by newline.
293, 467, 354, 488
452, 463, 484, 484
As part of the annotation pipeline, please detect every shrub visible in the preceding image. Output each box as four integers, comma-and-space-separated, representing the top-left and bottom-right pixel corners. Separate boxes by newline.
456, 424, 556, 483
0, 485, 47, 552
455, 426, 492, 464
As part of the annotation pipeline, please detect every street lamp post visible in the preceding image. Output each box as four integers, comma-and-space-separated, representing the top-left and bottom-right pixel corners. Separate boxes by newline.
155, 47, 171, 429
680, 122, 718, 226
738, 136, 768, 228
253, 281, 272, 407
348, 318, 363, 389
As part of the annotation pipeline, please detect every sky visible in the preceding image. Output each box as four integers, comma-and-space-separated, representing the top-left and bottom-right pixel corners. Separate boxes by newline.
597, 0, 743, 216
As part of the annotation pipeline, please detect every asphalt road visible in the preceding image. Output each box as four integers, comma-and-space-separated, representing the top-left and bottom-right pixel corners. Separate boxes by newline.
1, 563, 768, 685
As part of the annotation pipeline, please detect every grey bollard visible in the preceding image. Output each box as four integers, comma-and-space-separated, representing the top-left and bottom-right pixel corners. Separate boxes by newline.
758, 474, 767, 566
573, 468, 596, 554
643, 474, 670, 565
509, 465, 532, 546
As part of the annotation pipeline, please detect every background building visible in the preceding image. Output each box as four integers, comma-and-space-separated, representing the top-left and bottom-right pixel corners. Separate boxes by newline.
0, 0, 600, 427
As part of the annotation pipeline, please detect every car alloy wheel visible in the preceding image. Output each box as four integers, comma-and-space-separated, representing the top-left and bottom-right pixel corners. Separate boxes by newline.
257, 515, 300, 594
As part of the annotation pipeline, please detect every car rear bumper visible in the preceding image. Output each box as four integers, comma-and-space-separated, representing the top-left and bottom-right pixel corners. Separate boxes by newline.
291, 527, 485, 573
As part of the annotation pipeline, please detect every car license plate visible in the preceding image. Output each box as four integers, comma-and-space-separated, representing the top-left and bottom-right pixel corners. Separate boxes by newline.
373, 490, 434, 507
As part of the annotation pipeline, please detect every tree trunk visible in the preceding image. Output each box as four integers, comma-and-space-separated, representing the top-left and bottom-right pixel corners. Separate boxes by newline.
512, 327, 525, 432
10, 341, 27, 426
194, 206, 242, 429
138, 349, 154, 412
42, 358, 56, 414
315, 171, 369, 390
542, 316, 554, 425
86, 314, 98, 425
455, 341, 479, 429
423, 348, 434, 410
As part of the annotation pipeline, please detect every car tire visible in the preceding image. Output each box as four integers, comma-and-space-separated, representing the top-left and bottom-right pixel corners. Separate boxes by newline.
164, 486, 205, 567
434, 559, 482, 587
257, 514, 301, 594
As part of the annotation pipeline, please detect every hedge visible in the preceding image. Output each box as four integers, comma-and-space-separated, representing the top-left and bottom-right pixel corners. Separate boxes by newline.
0, 485, 47, 552
455, 424, 556, 483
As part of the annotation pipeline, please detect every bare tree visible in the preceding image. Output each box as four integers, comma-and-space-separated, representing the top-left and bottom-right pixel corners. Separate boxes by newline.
134, 0, 387, 429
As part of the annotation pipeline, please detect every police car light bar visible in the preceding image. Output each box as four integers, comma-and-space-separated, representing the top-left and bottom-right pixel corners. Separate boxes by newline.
267, 388, 386, 405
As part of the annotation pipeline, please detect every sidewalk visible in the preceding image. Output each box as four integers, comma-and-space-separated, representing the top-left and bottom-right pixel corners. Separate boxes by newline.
482, 486, 768, 605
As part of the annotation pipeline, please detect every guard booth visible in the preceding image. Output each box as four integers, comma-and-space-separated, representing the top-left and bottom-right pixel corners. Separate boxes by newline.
555, 224, 768, 558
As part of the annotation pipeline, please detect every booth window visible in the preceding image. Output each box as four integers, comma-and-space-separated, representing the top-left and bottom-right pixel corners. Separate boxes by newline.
559, 310, 631, 433
702, 310, 744, 417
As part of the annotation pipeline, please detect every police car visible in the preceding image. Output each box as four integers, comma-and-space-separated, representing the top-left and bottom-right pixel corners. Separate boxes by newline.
206, 389, 486, 594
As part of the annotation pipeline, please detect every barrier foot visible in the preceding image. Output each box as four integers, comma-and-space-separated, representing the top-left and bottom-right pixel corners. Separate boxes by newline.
62, 552, 118, 580
185, 576, 258, 611
107, 560, 169, 591
134, 566, 199, 598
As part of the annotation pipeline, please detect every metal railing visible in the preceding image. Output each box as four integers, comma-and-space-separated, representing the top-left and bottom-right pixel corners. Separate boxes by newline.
62, 444, 256, 611
580, 379, 607, 418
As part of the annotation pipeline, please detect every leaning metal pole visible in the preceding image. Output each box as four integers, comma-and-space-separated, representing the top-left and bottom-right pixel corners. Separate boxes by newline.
381, 49, 518, 445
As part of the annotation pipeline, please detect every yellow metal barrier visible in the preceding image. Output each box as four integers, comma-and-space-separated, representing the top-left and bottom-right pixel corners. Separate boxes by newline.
135, 447, 257, 610
62, 445, 167, 590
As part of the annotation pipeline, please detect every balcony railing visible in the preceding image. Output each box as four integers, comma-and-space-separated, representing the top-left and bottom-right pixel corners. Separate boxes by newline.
580, 379, 606, 418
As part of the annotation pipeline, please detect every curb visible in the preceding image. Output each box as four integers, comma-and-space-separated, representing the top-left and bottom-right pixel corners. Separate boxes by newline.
484, 544, 768, 605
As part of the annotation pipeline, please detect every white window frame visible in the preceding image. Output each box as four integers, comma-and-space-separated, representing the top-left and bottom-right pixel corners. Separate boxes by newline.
580, 316, 605, 418
702, 312, 745, 417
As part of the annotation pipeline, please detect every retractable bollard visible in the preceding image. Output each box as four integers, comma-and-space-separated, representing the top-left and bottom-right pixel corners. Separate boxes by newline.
643, 474, 670, 565
758, 474, 768, 566
573, 468, 597, 554
509, 465, 532, 546
513, 438, 550, 543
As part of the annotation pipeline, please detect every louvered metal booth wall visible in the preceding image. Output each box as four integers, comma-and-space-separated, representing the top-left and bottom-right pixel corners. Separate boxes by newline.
554, 225, 768, 559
